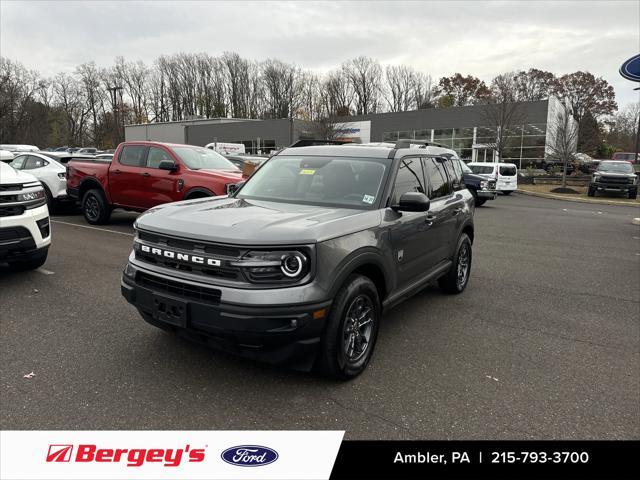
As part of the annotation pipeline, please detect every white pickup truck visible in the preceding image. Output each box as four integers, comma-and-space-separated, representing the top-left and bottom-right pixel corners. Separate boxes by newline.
0, 162, 51, 270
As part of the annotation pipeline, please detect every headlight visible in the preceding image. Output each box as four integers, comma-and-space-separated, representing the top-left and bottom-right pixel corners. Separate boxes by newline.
593, 175, 601, 182
19, 190, 45, 202
236, 250, 311, 283
480, 181, 488, 189
58, 172, 66, 179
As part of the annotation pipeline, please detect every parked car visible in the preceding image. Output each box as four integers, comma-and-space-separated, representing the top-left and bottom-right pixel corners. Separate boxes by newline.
95, 153, 114, 160
9, 152, 69, 211
588, 161, 638, 199
612, 152, 639, 163
0, 162, 51, 270
67, 141, 245, 224
467, 162, 518, 194
205, 142, 246, 155
121, 139, 475, 379
0, 144, 39, 153
76, 147, 99, 154
540, 158, 575, 174
455, 159, 497, 206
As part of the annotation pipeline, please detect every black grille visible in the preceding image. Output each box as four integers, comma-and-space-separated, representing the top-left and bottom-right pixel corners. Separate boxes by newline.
138, 231, 241, 257
136, 271, 221, 305
0, 184, 22, 192
135, 231, 243, 280
0, 227, 31, 242
37, 217, 50, 238
600, 176, 632, 184
0, 194, 20, 203
0, 205, 25, 217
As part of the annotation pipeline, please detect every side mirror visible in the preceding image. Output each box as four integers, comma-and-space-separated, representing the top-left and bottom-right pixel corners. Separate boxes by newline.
227, 181, 245, 195
392, 191, 430, 212
158, 160, 177, 172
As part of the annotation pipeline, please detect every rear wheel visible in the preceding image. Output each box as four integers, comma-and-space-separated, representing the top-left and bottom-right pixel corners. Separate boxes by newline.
629, 188, 637, 199
587, 186, 596, 197
439, 233, 472, 294
502, 190, 513, 195
318, 274, 380, 380
82, 188, 112, 225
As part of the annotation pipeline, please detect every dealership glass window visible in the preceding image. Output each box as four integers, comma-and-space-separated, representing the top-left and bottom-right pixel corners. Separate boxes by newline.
398, 131, 414, 140
454, 127, 474, 138
522, 124, 546, 136
521, 146, 545, 159
453, 138, 473, 150
261, 139, 276, 153
476, 126, 497, 138
459, 148, 473, 160
522, 135, 546, 147
501, 147, 522, 159
392, 157, 425, 204
383, 131, 399, 142
414, 129, 430, 140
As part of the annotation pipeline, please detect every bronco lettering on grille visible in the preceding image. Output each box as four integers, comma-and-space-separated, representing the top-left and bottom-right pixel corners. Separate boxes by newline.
139, 244, 221, 267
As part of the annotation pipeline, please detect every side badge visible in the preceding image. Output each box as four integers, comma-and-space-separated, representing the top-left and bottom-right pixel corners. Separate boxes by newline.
397, 249, 404, 262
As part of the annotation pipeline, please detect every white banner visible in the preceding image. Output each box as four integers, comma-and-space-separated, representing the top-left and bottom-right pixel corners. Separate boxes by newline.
0, 430, 344, 480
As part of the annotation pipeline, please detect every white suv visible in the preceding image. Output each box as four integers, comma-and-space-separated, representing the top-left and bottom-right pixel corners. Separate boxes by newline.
0, 162, 51, 270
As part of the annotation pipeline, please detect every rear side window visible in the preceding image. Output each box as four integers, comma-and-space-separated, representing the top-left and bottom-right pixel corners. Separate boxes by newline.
445, 159, 463, 189
146, 147, 173, 168
499, 165, 517, 176
424, 158, 451, 199
470, 165, 495, 175
119, 146, 147, 167
24, 156, 47, 169
392, 157, 425, 205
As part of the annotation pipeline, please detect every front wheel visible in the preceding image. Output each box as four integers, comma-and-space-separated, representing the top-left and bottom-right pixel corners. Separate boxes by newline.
587, 186, 596, 197
318, 275, 380, 380
502, 190, 513, 195
475, 197, 487, 207
82, 189, 112, 225
629, 189, 638, 199
438, 233, 472, 294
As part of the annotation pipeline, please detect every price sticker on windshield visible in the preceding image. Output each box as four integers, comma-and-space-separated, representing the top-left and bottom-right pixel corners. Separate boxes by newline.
299, 169, 316, 175
363, 194, 375, 204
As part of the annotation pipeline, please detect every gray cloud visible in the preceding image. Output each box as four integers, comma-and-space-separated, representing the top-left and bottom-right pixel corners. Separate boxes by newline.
1, 0, 638, 107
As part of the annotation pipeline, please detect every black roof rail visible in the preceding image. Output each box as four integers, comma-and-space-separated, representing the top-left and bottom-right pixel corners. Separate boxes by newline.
288, 139, 355, 148
395, 139, 449, 149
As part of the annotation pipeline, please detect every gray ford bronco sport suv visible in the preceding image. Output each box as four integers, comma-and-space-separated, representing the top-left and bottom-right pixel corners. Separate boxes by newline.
121, 140, 475, 379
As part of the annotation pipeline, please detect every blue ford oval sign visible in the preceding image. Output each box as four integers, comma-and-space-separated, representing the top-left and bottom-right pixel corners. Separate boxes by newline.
620, 54, 640, 82
221, 445, 279, 467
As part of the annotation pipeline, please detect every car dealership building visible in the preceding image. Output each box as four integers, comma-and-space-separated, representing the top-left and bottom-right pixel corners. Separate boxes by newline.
125, 97, 569, 168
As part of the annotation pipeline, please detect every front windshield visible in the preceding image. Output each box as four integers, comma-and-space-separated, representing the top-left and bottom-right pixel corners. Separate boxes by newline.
460, 162, 473, 174
237, 156, 388, 209
469, 165, 495, 175
597, 162, 634, 174
172, 146, 239, 171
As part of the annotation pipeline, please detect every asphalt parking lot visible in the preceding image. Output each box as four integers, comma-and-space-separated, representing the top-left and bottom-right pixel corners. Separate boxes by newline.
1, 194, 638, 439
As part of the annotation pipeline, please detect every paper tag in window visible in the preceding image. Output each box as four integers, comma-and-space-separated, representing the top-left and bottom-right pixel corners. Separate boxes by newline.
363, 194, 375, 204
299, 169, 316, 175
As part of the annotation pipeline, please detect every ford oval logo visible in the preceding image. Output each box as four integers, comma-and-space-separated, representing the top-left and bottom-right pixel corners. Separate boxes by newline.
221, 445, 279, 467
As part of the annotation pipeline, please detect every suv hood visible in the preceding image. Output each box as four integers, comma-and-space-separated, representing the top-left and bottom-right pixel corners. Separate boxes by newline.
596, 171, 636, 178
0, 162, 39, 184
135, 197, 383, 245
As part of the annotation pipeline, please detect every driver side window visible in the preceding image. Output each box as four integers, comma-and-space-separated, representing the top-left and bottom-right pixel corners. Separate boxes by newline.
147, 147, 173, 168
11, 155, 28, 169
391, 157, 425, 205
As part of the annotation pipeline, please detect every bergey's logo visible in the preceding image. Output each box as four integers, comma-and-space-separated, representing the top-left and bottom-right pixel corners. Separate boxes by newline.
221, 445, 279, 467
47, 445, 73, 462
139, 243, 221, 267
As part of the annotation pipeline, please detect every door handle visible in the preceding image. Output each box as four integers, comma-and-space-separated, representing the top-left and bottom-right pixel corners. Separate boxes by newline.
113, 169, 121, 174
141, 172, 150, 177
452, 207, 463, 215
425, 213, 437, 226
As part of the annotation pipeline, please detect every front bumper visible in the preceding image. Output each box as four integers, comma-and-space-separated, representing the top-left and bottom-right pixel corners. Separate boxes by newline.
0, 204, 51, 259
591, 182, 636, 192
121, 262, 332, 370
477, 189, 497, 199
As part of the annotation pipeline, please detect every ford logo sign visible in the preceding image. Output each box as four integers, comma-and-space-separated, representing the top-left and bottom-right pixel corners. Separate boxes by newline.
221, 445, 279, 467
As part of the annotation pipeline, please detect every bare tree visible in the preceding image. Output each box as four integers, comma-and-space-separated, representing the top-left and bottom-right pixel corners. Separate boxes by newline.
52, 72, 90, 145
77, 62, 108, 145
514, 69, 556, 102
261, 59, 302, 119
343, 56, 382, 115
385, 65, 416, 112
481, 72, 527, 165
437, 73, 491, 107
413, 72, 436, 109
320, 69, 354, 117
547, 102, 579, 189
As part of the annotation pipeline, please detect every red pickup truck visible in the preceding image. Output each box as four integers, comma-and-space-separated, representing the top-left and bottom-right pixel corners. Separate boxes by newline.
67, 141, 245, 224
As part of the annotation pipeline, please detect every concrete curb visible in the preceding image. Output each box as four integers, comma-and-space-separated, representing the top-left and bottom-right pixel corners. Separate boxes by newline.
515, 189, 639, 207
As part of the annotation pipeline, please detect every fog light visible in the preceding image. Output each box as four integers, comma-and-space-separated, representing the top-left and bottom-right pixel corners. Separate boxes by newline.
123, 263, 136, 279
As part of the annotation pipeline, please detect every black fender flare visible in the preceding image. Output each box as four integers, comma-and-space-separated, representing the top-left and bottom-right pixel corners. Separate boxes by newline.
327, 248, 392, 302
184, 187, 216, 199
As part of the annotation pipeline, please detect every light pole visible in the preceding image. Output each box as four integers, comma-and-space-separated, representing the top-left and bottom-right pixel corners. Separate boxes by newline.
107, 85, 124, 145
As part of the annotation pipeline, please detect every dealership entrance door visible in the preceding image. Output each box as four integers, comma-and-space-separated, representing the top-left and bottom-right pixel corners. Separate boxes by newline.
472, 143, 498, 162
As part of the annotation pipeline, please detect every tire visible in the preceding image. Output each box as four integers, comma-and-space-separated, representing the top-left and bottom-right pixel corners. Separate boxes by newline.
82, 188, 112, 225
42, 184, 55, 213
9, 249, 48, 271
475, 198, 487, 207
317, 274, 381, 380
629, 189, 638, 200
502, 190, 512, 195
587, 186, 596, 197
438, 233, 472, 295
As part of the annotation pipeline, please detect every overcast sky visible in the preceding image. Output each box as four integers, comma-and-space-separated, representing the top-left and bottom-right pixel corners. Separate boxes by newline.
1, 0, 639, 108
